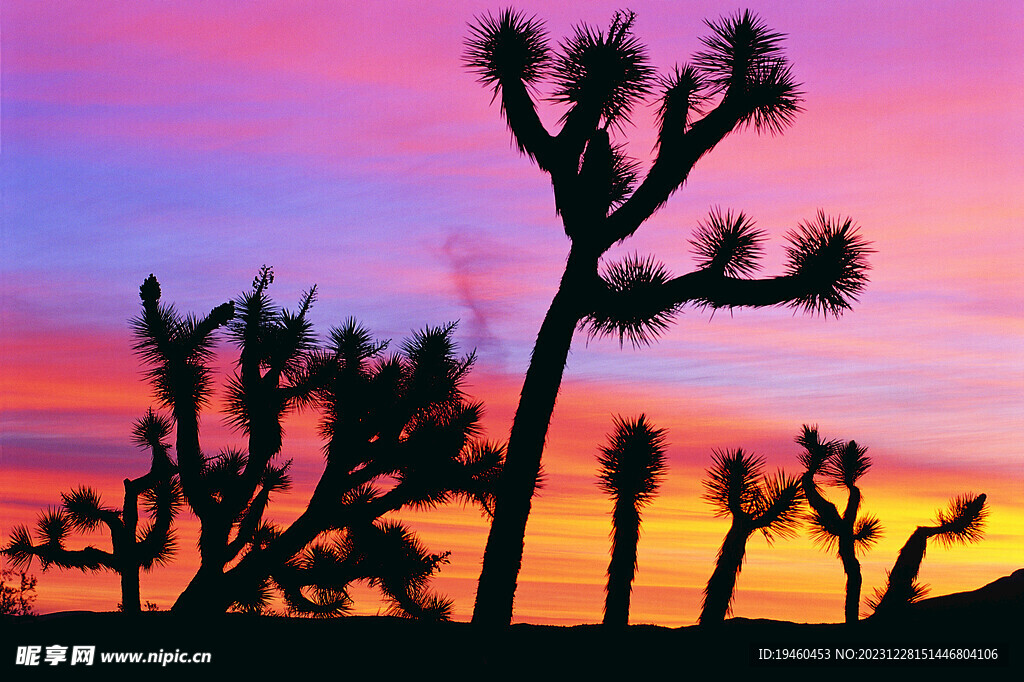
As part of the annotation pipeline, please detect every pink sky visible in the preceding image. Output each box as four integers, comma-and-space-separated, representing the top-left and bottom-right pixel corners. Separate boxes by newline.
2, 1, 1022, 625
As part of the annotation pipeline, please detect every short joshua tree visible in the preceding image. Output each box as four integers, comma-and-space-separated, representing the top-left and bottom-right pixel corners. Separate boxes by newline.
797, 426, 882, 623
700, 448, 803, 624
596, 415, 668, 626
3, 409, 183, 613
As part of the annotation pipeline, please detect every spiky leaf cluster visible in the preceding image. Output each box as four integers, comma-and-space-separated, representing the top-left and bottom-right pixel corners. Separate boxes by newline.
866, 576, 929, 614
754, 471, 805, 543
61, 488, 112, 532
131, 408, 173, 453
703, 449, 803, 542
229, 577, 276, 615
934, 493, 988, 547
853, 515, 883, 549
578, 129, 641, 213
825, 441, 871, 489
464, 9, 550, 90
552, 10, 654, 128
690, 208, 766, 277
692, 10, 802, 134
137, 522, 177, 570
656, 64, 709, 145
585, 254, 679, 347
279, 522, 454, 620
795, 424, 837, 474
703, 449, 765, 519
131, 275, 234, 410
808, 511, 882, 555
784, 213, 872, 316
596, 414, 668, 510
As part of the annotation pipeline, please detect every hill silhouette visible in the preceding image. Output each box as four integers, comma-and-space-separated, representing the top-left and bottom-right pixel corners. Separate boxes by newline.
901, 568, 1024, 623
3, 571, 1017, 673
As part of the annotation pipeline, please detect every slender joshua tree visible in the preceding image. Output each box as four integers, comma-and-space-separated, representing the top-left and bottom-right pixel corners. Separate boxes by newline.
596, 415, 668, 627
699, 448, 803, 624
465, 8, 871, 624
797, 426, 882, 623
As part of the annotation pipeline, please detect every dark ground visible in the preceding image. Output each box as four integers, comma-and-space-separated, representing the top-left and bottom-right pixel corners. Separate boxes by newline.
3, 570, 1020, 675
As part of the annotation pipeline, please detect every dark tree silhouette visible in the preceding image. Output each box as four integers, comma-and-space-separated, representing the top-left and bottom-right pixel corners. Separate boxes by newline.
595, 415, 668, 627
869, 493, 987, 619
699, 448, 803, 624
1, 564, 39, 616
464, 9, 871, 624
3, 409, 182, 613
797, 426, 881, 623
133, 271, 504, 616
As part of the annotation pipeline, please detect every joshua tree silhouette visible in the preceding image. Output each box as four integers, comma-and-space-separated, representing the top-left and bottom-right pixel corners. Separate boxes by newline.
868, 493, 987, 619
133, 270, 503, 615
797, 426, 882, 623
596, 415, 668, 627
464, 8, 871, 624
699, 448, 803, 624
3, 409, 182, 613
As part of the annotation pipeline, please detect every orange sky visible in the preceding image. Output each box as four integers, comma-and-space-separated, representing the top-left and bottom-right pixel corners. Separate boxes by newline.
4, 369, 1020, 624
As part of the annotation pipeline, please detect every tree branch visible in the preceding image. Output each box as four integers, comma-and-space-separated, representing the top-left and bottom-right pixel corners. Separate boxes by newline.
601, 96, 745, 248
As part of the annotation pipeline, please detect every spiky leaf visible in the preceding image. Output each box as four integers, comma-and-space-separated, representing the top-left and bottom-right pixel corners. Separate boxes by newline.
702, 448, 764, 519
656, 64, 709, 146
853, 515, 883, 552
464, 9, 550, 90
585, 254, 679, 347
784, 212, 872, 317
934, 493, 988, 547
551, 10, 654, 128
689, 208, 766, 277
596, 414, 668, 510
825, 440, 871, 488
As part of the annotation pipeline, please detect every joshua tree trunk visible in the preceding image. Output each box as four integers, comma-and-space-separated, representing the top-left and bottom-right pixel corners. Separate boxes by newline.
700, 523, 750, 624
603, 504, 640, 627
172, 570, 236, 614
473, 254, 594, 625
120, 567, 141, 614
838, 536, 861, 624
871, 527, 932, 618
116, 479, 140, 614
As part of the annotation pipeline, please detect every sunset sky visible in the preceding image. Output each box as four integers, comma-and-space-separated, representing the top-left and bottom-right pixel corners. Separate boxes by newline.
2, 1, 1022, 626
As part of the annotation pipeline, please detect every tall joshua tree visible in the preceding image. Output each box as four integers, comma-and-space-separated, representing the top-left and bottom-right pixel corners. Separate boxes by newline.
465, 9, 871, 624
135, 271, 504, 615
797, 426, 882, 623
142, 266, 317, 610
3, 409, 183, 613
869, 493, 987, 619
596, 415, 668, 627
700, 448, 803, 624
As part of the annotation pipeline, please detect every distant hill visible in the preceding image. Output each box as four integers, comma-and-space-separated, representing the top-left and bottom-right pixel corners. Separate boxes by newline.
900, 568, 1024, 623
3, 573, 1019, 673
